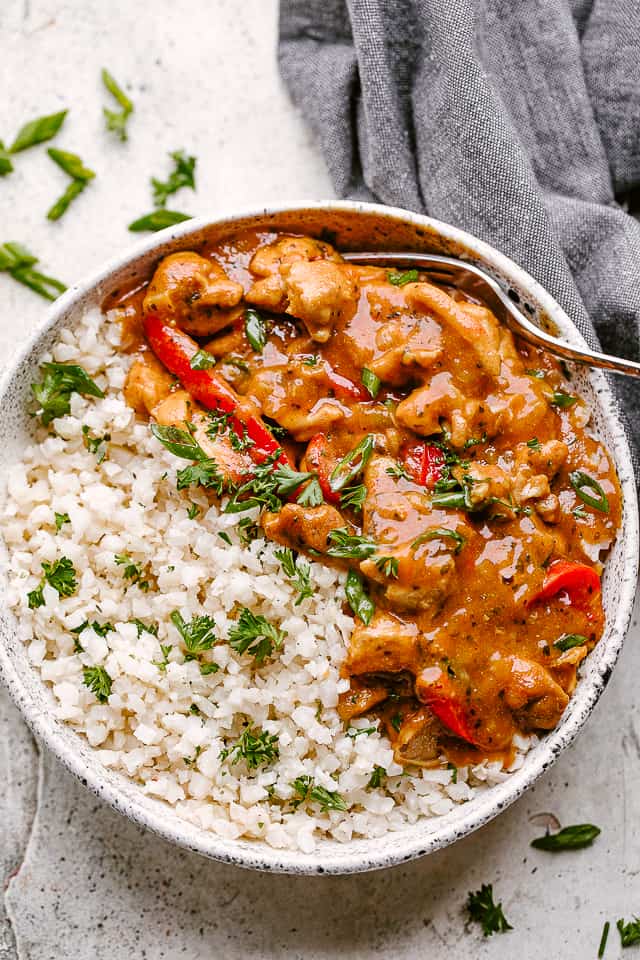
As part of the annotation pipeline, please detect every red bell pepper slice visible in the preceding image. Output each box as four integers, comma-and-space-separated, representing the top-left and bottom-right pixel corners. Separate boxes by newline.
416, 667, 477, 744
305, 433, 341, 504
143, 312, 287, 465
400, 441, 445, 488
528, 560, 601, 612
325, 368, 369, 402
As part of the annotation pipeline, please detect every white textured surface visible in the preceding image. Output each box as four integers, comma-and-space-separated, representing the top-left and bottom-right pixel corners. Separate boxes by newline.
0, 1, 639, 957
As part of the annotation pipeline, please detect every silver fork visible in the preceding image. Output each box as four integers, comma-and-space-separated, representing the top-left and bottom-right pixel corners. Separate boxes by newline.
343, 251, 640, 378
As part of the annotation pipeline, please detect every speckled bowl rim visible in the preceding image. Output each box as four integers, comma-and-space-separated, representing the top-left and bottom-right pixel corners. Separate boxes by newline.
0, 201, 637, 875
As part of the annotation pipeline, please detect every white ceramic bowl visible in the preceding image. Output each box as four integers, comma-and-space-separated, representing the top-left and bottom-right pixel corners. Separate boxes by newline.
1, 202, 637, 875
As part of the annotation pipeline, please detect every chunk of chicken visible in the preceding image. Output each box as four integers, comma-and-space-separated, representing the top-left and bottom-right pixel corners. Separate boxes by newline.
345, 613, 422, 675
124, 352, 176, 415
393, 707, 441, 767
407, 284, 502, 376
249, 236, 342, 278
395, 372, 476, 442
511, 439, 568, 514
143, 252, 244, 336
515, 439, 568, 478
452, 462, 517, 519
368, 316, 443, 384
492, 655, 569, 730
550, 644, 589, 696
248, 361, 347, 441
261, 502, 345, 556
337, 678, 390, 722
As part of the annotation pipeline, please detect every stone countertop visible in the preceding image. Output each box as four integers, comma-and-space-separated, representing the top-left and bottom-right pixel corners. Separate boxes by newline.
1, 2, 639, 957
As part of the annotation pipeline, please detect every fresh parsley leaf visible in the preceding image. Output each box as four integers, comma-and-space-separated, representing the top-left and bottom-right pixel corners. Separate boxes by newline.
238, 517, 260, 545
386, 462, 412, 482
296, 476, 324, 507
150, 423, 208, 460
129, 619, 158, 638
302, 354, 319, 366
224, 454, 319, 515
291, 775, 347, 811
554, 633, 589, 652
227, 608, 286, 665
170, 610, 217, 658
327, 528, 376, 560
275, 547, 313, 605
190, 349, 216, 370
448, 762, 458, 783
54, 511, 70, 531
177, 460, 231, 494
102, 68, 133, 141
27, 556, 77, 609
199, 661, 219, 676
221, 724, 279, 769
570, 470, 609, 513
390, 712, 403, 733
340, 483, 367, 512
114, 554, 149, 590
82, 665, 112, 702
344, 569, 375, 625
152, 150, 196, 208
9, 110, 68, 153
531, 823, 600, 851
128, 210, 192, 232
374, 555, 399, 578
368, 765, 386, 788
361, 367, 381, 399
32, 362, 103, 426
550, 390, 577, 408
617, 917, 640, 948
466, 884, 512, 937
153, 643, 172, 673
245, 308, 267, 353
388, 268, 418, 286
218, 531, 232, 545
187, 502, 199, 519
82, 425, 110, 463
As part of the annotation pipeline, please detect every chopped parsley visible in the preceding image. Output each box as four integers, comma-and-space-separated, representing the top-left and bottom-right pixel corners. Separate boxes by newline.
466, 884, 512, 937
206, 409, 254, 453
129, 619, 158, 638
218, 531, 232, 545
291, 775, 347, 811
326, 528, 376, 560
388, 268, 418, 286
361, 367, 381, 399
82, 665, 113, 703
340, 483, 367, 512
153, 643, 172, 673
224, 452, 322, 514
54, 511, 70, 531
275, 547, 313, 605
27, 556, 77, 609
617, 917, 640, 948
344, 569, 375, 624
151, 149, 196, 208
386, 462, 412, 482
346, 725, 376, 738
70, 619, 114, 638
531, 823, 600, 851
448, 762, 458, 783
187, 502, 199, 519
368, 765, 386, 788
114, 554, 150, 591
170, 610, 216, 659
390, 712, 403, 733
221, 724, 279, 769
150, 422, 235, 495
82, 425, 110, 463
302, 354, 319, 366
102, 68, 133, 141
32, 362, 103, 426
227, 608, 286, 665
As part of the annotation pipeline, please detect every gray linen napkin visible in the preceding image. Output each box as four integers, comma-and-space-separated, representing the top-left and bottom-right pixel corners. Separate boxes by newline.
279, 0, 640, 465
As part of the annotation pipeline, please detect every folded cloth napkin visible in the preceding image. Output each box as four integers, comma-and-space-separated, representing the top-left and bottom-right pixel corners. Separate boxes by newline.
279, 0, 640, 465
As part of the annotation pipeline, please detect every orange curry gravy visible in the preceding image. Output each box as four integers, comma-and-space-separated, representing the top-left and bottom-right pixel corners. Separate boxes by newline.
105, 230, 621, 771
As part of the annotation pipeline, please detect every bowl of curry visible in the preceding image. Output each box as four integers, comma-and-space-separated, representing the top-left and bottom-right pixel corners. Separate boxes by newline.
0, 202, 637, 874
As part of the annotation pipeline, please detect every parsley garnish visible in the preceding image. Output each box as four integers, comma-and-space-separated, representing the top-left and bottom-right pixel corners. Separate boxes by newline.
70, 619, 114, 638
328, 435, 374, 494
0, 243, 66, 301
170, 610, 216, 659
82, 665, 113, 703
102, 68, 133, 141
150, 423, 235, 495
340, 483, 367, 512
361, 367, 381, 399
227, 608, 286, 665
27, 556, 77, 609
221, 724, 279, 769
346, 725, 376, 738
129, 619, 158, 638
386, 462, 413, 482
617, 917, 640, 948
187, 502, 199, 519
275, 547, 313, 605
218, 531, 232, 545
152, 149, 196, 208
531, 823, 600, 851
344, 569, 375, 624
291, 775, 347, 811
466, 884, 512, 937
368, 765, 386, 788
388, 268, 418, 286
32, 362, 103, 425
245, 308, 267, 353
82, 425, 110, 463
302, 354, 319, 366
9, 110, 67, 153
153, 643, 173, 673
54, 511, 70, 531
224, 452, 322, 514
326, 528, 376, 560
114, 554, 150, 591
206, 409, 254, 453
390, 712, 403, 733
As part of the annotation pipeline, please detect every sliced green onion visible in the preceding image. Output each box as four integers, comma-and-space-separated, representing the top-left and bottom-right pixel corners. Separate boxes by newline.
550, 391, 577, 408
388, 269, 418, 286
554, 633, 589, 652
9, 110, 67, 153
329, 435, 374, 493
411, 527, 465, 555
569, 470, 609, 513
344, 569, 375, 625
190, 349, 216, 370
245, 308, 267, 353
128, 210, 192, 232
361, 367, 381, 399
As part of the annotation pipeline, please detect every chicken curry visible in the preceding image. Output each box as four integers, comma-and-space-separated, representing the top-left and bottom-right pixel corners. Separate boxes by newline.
108, 230, 621, 770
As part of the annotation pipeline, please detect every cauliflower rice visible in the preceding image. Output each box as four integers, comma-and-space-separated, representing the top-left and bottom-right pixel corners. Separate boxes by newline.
2, 307, 535, 853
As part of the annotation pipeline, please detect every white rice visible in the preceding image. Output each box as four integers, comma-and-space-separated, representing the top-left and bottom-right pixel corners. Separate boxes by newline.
2, 307, 534, 852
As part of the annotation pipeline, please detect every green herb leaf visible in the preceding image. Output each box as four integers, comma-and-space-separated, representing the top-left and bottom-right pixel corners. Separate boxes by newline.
327, 528, 377, 560
47, 147, 95, 182
361, 367, 381, 399
186, 502, 199, 519
526, 368, 545, 379
218, 531, 232, 545
245, 308, 267, 353
82, 425, 110, 463
82, 665, 112, 702
227, 608, 286, 665
329, 435, 374, 494
190, 349, 216, 370
0, 243, 66, 301
102, 69, 133, 141
388, 268, 418, 286
47, 179, 88, 221
550, 390, 577, 408
275, 547, 314, 605
340, 483, 367, 512
27, 556, 77, 609
291, 775, 347, 811
344, 569, 375, 625
368, 765, 386, 788
114, 553, 149, 590
152, 150, 196, 208
448, 762, 458, 783
302, 354, 319, 367
598, 921, 610, 958
466, 884, 512, 937
10, 110, 68, 153
617, 917, 640, 948
153, 643, 173, 672
411, 527, 465, 555
54, 511, 70, 531
221, 724, 279, 769
150, 423, 209, 460
199, 661, 219, 676
170, 610, 217, 658
0, 141, 14, 176
390, 712, 403, 733
570, 470, 609, 514
531, 823, 600, 851
296, 476, 324, 507
527, 438, 541, 450
32, 362, 103, 426
129, 619, 158, 638
128, 210, 192, 232
374, 555, 399, 578
177, 460, 231, 495
554, 633, 589, 652
346, 725, 376, 738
